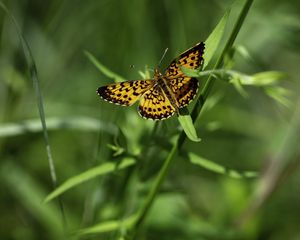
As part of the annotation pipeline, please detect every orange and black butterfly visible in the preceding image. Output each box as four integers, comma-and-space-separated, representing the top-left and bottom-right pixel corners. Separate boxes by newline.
97, 42, 205, 120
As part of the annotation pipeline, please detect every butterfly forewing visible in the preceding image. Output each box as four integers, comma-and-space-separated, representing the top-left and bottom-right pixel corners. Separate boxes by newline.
165, 42, 205, 78
165, 42, 205, 108
138, 85, 176, 120
97, 80, 155, 106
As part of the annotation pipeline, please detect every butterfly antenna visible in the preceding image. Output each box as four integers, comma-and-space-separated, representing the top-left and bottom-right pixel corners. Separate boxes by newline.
158, 47, 169, 68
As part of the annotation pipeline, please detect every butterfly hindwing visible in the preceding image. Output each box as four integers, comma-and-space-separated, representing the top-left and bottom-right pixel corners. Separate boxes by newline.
168, 76, 199, 108
97, 80, 155, 106
138, 85, 176, 120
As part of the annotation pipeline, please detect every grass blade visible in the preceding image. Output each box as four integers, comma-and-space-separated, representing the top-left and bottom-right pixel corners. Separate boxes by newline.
78, 214, 138, 235
84, 50, 125, 83
0, 1, 67, 224
203, 10, 230, 68
189, 153, 257, 179
44, 157, 136, 203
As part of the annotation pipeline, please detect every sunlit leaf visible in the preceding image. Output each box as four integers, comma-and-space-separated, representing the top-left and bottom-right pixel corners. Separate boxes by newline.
204, 10, 230, 68
178, 108, 201, 142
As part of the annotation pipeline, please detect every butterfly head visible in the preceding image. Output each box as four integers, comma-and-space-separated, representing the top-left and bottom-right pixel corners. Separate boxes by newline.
154, 68, 163, 79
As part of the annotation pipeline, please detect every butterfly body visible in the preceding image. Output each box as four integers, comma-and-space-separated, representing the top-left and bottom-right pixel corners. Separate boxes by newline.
154, 70, 180, 110
97, 42, 205, 120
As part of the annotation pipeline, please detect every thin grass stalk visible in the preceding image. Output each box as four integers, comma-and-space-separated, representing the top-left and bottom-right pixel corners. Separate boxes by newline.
0, 1, 67, 229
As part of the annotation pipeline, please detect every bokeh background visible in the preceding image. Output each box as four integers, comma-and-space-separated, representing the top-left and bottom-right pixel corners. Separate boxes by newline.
1, 0, 300, 239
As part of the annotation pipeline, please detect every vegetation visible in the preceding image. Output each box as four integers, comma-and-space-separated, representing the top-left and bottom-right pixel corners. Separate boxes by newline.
1, 0, 299, 239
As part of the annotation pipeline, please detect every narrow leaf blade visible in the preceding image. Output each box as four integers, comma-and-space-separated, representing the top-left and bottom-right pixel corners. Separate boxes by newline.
178, 109, 201, 142
44, 158, 136, 203
77, 214, 138, 235
189, 152, 257, 178
84, 50, 125, 83
204, 10, 230, 68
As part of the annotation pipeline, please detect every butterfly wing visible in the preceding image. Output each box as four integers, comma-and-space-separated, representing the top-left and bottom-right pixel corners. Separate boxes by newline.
97, 42, 205, 119
165, 42, 205, 108
97, 80, 155, 106
138, 85, 176, 120
165, 42, 205, 78
168, 76, 199, 108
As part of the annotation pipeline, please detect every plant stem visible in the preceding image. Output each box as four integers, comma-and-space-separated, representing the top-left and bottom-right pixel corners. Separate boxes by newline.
134, 139, 178, 230
131, 0, 254, 237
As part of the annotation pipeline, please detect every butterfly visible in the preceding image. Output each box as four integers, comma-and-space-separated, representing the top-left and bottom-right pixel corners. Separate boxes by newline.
97, 42, 205, 120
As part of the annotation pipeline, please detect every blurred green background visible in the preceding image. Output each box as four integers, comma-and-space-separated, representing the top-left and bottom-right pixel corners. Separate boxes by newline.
1, 0, 300, 239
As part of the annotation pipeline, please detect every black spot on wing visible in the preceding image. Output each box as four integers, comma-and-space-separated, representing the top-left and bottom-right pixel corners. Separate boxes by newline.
179, 42, 205, 59
138, 105, 175, 121
165, 42, 205, 77
97, 86, 128, 105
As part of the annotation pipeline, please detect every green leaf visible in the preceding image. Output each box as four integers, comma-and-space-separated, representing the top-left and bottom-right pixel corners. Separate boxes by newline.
77, 214, 138, 235
180, 66, 199, 77
230, 75, 249, 98
178, 108, 201, 142
44, 158, 136, 203
84, 50, 125, 83
189, 152, 257, 179
264, 86, 292, 107
204, 10, 230, 68
107, 144, 125, 157
235, 44, 253, 62
240, 71, 288, 86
